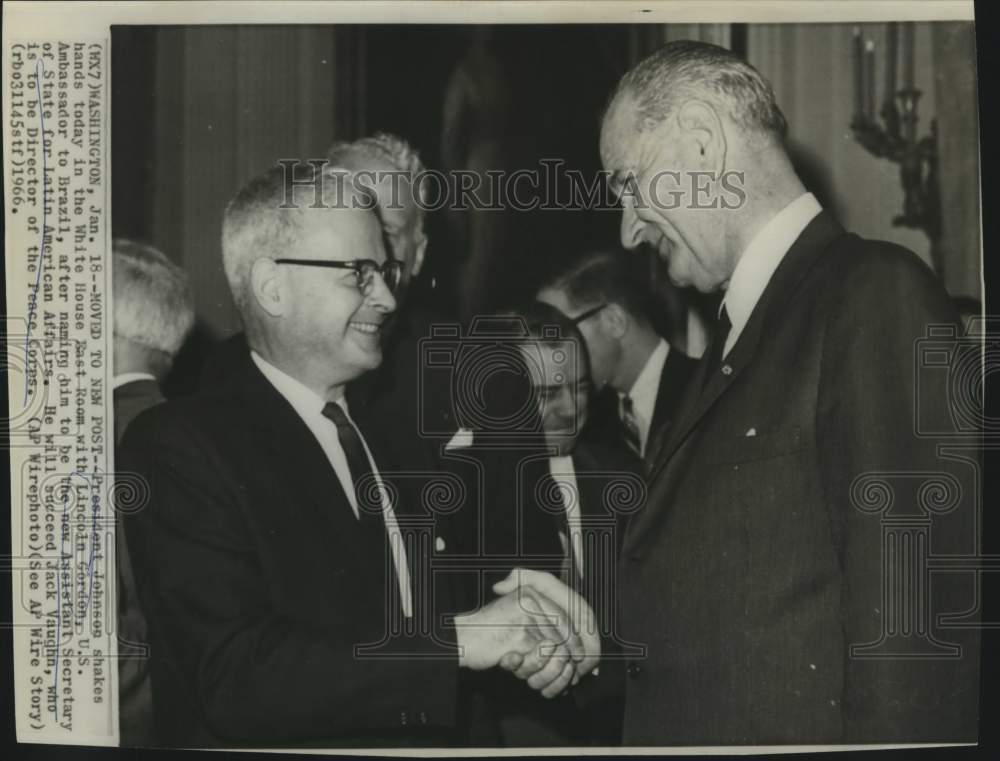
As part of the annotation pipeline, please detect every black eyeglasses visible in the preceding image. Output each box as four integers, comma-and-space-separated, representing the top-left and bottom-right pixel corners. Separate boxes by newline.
571, 303, 608, 325
274, 258, 403, 295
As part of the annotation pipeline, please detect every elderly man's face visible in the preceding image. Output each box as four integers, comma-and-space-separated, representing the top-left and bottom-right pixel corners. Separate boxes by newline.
376, 175, 426, 293
519, 340, 591, 457
349, 155, 427, 297
281, 206, 396, 382
601, 94, 729, 293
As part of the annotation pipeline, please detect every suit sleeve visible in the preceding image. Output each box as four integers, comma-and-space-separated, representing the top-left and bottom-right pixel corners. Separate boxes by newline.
817, 243, 980, 743
121, 410, 459, 745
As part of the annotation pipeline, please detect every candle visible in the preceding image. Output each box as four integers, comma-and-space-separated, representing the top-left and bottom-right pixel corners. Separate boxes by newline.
903, 22, 915, 90
885, 23, 898, 107
852, 26, 863, 121
865, 39, 876, 121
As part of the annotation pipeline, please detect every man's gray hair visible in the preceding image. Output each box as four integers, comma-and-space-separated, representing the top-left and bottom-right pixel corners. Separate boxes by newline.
327, 132, 429, 218
112, 238, 195, 357
544, 248, 654, 325
612, 40, 787, 143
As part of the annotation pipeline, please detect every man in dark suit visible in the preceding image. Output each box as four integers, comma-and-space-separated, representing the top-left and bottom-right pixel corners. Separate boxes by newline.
537, 249, 697, 472
112, 238, 195, 746
119, 164, 595, 748
599, 40, 979, 745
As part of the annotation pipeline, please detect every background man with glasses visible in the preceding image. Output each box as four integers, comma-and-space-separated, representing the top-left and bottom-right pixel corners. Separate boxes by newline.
538, 248, 696, 472
118, 164, 597, 748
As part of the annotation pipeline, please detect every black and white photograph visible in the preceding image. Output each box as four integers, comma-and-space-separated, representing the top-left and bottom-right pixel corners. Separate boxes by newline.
3, 0, 993, 755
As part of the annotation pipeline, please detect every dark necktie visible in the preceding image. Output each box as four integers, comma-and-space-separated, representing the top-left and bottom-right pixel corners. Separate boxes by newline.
701, 305, 732, 390
620, 394, 642, 457
321, 401, 384, 529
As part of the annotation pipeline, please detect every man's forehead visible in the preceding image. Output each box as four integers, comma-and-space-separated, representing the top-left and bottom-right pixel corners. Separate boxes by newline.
297, 204, 385, 260
600, 92, 639, 170
537, 286, 572, 312
522, 341, 583, 381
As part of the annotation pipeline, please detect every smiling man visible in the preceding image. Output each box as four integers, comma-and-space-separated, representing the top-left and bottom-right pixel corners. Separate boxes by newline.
118, 164, 593, 748
600, 41, 978, 746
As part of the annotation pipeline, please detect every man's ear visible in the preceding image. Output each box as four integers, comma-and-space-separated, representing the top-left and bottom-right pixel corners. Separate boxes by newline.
250, 257, 286, 318
411, 235, 428, 278
602, 302, 629, 339
675, 99, 727, 173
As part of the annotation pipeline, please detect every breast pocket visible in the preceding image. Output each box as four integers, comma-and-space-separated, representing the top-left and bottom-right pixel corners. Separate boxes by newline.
705, 425, 805, 465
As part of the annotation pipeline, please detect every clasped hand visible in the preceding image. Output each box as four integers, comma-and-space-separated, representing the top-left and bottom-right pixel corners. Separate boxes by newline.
455, 568, 601, 698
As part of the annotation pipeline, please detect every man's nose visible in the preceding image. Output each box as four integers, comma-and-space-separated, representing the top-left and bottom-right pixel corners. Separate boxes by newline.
619, 200, 644, 251
366, 271, 397, 314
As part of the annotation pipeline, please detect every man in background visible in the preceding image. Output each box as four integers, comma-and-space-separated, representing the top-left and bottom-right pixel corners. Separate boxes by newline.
601, 40, 978, 744
112, 238, 195, 746
538, 249, 696, 471
460, 303, 639, 746
112, 239, 195, 441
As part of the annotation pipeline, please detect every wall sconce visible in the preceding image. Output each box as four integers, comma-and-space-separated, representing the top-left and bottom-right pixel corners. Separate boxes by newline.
850, 23, 940, 244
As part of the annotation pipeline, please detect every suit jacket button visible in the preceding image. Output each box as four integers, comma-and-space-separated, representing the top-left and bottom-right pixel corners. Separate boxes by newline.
627, 663, 642, 678
418, 711, 428, 725
400, 711, 408, 726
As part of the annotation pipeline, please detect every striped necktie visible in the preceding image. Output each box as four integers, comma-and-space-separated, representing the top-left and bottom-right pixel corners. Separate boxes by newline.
620, 394, 642, 457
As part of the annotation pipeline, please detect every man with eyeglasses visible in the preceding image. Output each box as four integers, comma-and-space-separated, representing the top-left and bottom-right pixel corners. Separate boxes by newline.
118, 164, 598, 748
538, 248, 696, 472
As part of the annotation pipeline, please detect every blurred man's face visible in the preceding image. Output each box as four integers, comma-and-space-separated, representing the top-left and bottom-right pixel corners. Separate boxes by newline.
376, 175, 426, 291
350, 155, 427, 299
519, 340, 591, 457
600, 93, 730, 293
280, 205, 397, 384
537, 286, 619, 391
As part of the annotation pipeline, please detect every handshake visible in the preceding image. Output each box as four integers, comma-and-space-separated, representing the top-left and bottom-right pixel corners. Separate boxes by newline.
454, 568, 601, 698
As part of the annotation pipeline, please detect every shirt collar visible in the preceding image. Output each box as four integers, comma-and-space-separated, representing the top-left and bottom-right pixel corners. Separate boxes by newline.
549, 454, 573, 469
113, 372, 157, 390
623, 337, 669, 423
722, 193, 822, 339
251, 351, 348, 422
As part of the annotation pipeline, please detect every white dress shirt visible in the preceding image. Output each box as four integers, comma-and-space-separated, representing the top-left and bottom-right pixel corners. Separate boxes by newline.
618, 338, 670, 457
722, 192, 823, 358
548, 455, 584, 583
251, 351, 413, 618
113, 372, 157, 390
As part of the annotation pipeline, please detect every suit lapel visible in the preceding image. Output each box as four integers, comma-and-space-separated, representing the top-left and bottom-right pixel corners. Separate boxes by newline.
237, 360, 359, 540
642, 350, 696, 472
642, 212, 847, 497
